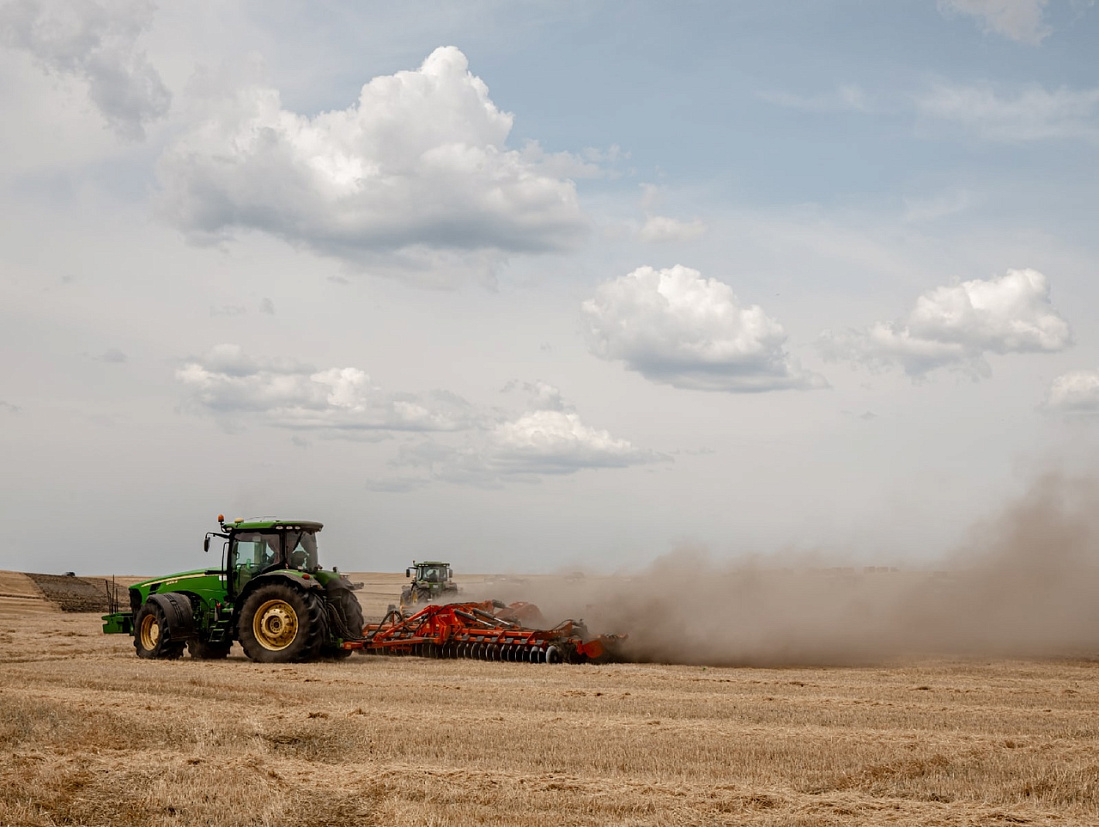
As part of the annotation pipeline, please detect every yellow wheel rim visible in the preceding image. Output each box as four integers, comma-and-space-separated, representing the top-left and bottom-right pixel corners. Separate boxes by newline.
139, 613, 160, 650
253, 599, 299, 651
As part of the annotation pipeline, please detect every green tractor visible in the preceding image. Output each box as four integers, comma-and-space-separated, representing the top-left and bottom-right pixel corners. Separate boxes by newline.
102, 516, 365, 663
400, 560, 459, 609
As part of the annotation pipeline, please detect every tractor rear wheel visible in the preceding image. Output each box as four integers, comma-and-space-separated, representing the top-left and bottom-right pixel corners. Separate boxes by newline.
238, 584, 325, 663
188, 638, 231, 659
323, 589, 364, 659
133, 602, 185, 660
334, 589, 365, 636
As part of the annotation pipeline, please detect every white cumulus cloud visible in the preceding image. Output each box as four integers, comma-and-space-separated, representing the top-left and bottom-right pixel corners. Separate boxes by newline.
1045, 370, 1099, 414
390, 382, 664, 485
487, 409, 652, 474
0, 0, 170, 139
177, 344, 477, 433
756, 84, 871, 113
938, 0, 1051, 44
639, 215, 707, 243
918, 83, 1099, 142
581, 265, 826, 393
822, 268, 1072, 378
901, 189, 976, 224
157, 47, 587, 275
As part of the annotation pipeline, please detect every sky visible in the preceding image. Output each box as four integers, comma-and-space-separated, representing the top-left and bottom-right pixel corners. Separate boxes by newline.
1, 0, 1097, 576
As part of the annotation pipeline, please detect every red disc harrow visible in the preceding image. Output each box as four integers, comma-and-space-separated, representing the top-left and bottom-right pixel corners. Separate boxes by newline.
342, 600, 624, 664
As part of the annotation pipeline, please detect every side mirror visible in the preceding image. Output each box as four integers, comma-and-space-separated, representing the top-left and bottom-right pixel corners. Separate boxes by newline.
206, 532, 229, 554
405, 568, 412, 578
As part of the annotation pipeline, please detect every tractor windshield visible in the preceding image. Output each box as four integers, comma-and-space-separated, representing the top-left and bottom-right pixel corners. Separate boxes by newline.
286, 530, 318, 571
421, 566, 441, 582
232, 532, 281, 571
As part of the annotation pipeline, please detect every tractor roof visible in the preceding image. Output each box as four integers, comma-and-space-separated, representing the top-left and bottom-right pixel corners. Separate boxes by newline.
416, 560, 449, 566
221, 517, 324, 531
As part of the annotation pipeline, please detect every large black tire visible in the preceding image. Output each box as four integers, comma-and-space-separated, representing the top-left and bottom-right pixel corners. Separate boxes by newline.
323, 589, 364, 659
332, 589, 365, 637
238, 584, 325, 663
188, 638, 231, 659
133, 602, 185, 660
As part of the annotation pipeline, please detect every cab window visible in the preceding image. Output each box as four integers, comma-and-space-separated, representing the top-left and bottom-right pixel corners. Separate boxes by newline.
232, 532, 281, 570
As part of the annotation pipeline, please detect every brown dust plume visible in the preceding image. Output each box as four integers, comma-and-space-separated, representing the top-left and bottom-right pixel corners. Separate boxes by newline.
487, 472, 1099, 666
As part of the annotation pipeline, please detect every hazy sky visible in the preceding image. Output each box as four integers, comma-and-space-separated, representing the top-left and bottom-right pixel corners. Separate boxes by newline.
1, 0, 1097, 575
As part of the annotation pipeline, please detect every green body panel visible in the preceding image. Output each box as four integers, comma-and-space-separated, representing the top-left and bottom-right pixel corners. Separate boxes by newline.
223, 518, 323, 531
129, 566, 338, 604
416, 582, 457, 596
133, 568, 226, 601
306, 569, 343, 588
102, 613, 130, 634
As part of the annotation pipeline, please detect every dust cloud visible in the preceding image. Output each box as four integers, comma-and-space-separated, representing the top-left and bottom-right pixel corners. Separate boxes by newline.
482, 473, 1099, 666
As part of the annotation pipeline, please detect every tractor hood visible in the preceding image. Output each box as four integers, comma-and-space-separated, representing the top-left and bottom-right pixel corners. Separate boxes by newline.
132, 567, 350, 591
133, 569, 214, 591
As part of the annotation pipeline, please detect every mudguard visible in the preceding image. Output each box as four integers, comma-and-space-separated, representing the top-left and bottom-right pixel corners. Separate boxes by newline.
237, 571, 326, 606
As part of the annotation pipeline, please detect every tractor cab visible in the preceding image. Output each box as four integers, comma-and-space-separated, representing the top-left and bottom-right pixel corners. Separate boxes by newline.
407, 561, 452, 584
208, 517, 324, 597
401, 560, 459, 608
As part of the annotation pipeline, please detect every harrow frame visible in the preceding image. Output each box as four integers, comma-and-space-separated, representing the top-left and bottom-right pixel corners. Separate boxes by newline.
342, 601, 622, 664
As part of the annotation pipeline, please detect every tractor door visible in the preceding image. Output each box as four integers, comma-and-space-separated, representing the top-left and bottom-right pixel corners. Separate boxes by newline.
228, 531, 282, 597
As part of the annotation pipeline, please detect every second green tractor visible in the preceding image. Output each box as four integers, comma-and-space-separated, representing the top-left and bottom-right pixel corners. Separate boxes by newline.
400, 560, 459, 609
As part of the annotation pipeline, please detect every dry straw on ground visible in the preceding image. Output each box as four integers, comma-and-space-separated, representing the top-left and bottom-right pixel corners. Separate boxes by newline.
4, 475, 1099, 824
3, 574, 1099, 826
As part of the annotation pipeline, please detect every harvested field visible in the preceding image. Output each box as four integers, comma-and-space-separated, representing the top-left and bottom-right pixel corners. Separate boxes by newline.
2, 571, 1099, 825
0, 571, 56, 615
23, 573, 116, 613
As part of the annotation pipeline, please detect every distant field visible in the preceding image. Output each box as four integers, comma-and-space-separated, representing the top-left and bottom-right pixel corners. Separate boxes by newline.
1, 570, 543, 617
2, 570, 1099, 825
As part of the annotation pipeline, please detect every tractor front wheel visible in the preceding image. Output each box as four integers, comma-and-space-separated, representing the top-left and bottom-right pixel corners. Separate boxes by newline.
238, 584, 324, 663
133, 602, 185, 660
